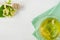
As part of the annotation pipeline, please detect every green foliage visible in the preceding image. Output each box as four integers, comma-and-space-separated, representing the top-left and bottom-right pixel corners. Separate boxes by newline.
0, 5, 15, 17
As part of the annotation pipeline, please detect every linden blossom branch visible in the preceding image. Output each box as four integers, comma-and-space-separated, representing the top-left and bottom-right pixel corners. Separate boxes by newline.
0, 0, 20, 17
6, 0, 11, 4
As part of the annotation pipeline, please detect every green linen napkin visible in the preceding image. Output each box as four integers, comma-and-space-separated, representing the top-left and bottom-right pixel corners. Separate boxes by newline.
32, 3, 60, 40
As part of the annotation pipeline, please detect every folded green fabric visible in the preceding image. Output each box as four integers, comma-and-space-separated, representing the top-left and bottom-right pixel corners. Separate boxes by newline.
32, 3, 60, 40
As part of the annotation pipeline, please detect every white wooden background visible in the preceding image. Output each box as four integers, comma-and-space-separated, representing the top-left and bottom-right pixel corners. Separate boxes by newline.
0, 0, 59, 40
